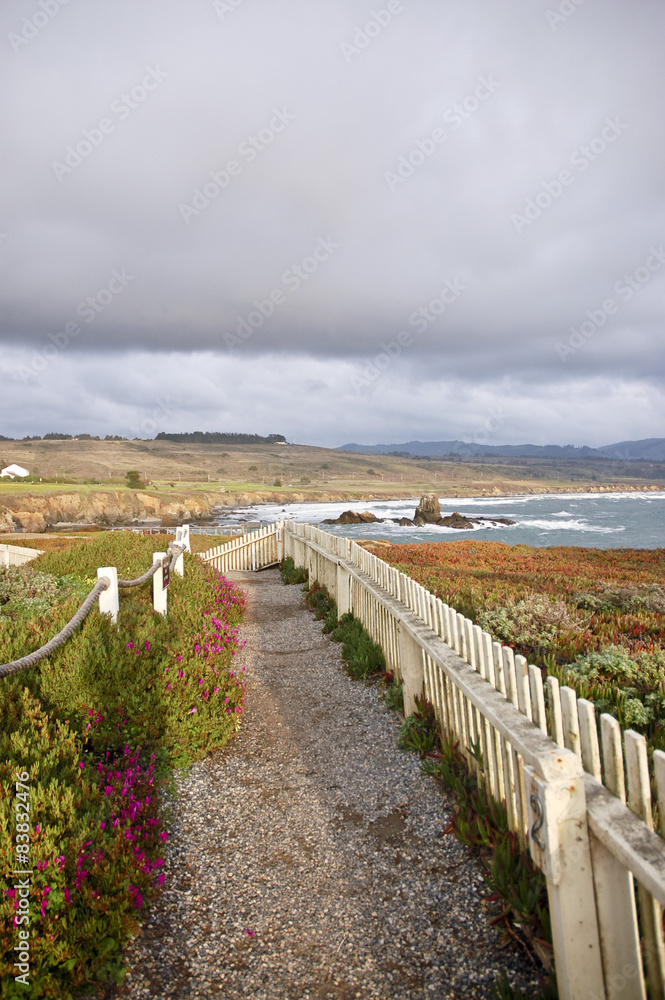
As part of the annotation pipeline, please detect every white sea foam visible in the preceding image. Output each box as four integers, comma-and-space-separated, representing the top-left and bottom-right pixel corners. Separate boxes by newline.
521, 518, 622, 534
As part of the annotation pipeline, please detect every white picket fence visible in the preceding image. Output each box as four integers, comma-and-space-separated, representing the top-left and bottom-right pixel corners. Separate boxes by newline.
202, 523, 280, 572
0, 543, 44, 567
201, 521, 665, 1000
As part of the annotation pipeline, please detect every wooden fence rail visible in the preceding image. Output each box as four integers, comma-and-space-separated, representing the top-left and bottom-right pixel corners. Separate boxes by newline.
201, 521, 665, 1000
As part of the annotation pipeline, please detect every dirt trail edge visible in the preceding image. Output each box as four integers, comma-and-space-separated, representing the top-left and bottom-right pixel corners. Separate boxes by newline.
109, 568, 537, 1000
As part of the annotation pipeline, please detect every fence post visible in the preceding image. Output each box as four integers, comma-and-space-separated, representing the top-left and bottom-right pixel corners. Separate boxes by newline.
97, 566, 119, 622
152, 553, 167, 616
524, 759, 606, 1000
176, 524, 191, 553
276, 522, 284, 563
398, 625, 423, 717
336, 562, 351, 617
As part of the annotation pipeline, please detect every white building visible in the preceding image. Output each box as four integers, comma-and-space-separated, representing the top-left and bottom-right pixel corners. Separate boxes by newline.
1, 464, 29, 479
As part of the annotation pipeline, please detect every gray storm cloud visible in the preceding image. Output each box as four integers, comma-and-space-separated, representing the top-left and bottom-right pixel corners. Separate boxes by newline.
1, 0, 664, 443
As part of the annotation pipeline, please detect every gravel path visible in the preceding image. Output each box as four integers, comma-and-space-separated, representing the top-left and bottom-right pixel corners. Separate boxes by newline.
110, 569, 537, 999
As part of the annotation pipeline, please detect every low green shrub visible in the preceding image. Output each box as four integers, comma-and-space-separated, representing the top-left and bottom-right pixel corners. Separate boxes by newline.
329, 613, 385, 681
383, 676, 404, 714
0, 533, 247, 998
397, 696, 439, 755
477, 593, 583, 654
301, 584, 385, 681
550, 644, 665, 739
279, 557, 308, 586
575, 584, 665, 615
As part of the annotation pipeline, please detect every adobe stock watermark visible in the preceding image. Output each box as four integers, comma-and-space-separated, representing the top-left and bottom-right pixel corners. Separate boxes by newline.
212, 0, 247, 20
546, 0, 588, 30
385, 75, 501, 192
352, 276, 467, 392
340, 1, 405, 63
130, 396, 178, 439
224, 236, 340, 350
8, 0, 73, 55
15, 267, 135, 383
179, 107, 295, 224
470, 407, 506, 446
51, 66, 168, 181
556, 245, 665, 361
511, 116, 628, 233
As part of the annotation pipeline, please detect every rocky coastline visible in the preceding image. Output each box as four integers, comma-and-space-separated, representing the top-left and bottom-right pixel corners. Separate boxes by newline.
0, 482, 659, 534
322, 494, 516, 530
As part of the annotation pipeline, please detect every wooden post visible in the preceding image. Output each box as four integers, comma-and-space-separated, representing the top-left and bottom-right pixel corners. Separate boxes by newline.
176, 524, 191, 553
172, 532, 184, 577
336, 562, 351, 617
398, 625, 423, 717
152, 553, 167, 616
97, 566, 119, 622
588, 714, 646, 999
524, 758, 606, 1000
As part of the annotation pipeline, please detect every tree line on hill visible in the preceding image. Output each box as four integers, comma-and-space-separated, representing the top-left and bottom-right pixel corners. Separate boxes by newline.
0, 432, 286, 444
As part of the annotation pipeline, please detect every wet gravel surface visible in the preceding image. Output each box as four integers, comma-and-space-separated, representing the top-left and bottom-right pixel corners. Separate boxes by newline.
108, 569, 537, 999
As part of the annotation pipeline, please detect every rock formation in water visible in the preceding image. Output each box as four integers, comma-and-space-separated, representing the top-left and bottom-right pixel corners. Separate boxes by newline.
322, 510, 383, 525
319, 495, 515, 530
390, 494, 516, 529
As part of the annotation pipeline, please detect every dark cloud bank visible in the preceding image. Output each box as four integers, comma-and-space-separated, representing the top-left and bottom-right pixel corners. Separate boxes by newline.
1, 0, 664, 446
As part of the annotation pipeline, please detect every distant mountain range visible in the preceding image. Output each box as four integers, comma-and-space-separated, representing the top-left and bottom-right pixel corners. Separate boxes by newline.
338, 438, 665, 461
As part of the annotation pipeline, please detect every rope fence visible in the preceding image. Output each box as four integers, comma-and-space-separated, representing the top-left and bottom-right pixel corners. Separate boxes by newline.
0, 526, 191, 679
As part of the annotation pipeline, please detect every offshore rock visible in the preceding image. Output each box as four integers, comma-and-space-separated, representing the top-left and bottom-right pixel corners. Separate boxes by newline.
322, 510, 383, 525
413, 493, 442, 525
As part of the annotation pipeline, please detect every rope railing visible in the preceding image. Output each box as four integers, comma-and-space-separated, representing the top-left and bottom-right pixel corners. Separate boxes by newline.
0, 531, 190, 679
0, 577, 110, 678
117, 542, 184, 588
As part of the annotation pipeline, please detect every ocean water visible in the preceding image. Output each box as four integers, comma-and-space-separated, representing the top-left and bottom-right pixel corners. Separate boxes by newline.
214, 491, 665, 549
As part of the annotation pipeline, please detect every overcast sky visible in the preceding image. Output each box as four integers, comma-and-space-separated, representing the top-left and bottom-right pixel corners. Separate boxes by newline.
1, 0, 664, 447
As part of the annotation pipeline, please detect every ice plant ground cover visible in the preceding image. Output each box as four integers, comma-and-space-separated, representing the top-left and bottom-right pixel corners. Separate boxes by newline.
365, 540, 665, 746
0, 533, 246, 998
